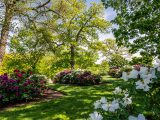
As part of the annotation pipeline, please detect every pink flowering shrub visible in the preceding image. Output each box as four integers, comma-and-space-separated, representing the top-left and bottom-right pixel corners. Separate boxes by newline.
54, 70, 101, 86
0, 69, 47, 104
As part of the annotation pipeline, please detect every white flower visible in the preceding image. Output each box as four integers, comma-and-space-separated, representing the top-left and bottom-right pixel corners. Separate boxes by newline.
153, 64, 159, 68
89, 111, 103, 120
156, 58, 160, 64
94, 97, 107, 109
157, 67, 160, 71
121, 72, 128, 81
150, 68, 157, 78
128, 70, 139, 79
109, 99, 119, 112
137, 114, 146, 120
124, 93, 129, 98
128, 115, 137, 120
140, 67, 148, 75
100, 97, 107, 104
141, 74, 152, 81
123, 97, 132, 106
136, 80, 150, 91
101, 103, 109, 111
94, 100, 101, 109
143, 78, 152, 85
143, 85, 150, 92
128, 114, 146, 120
136, 81, 145, 90
113, 87, 122, 94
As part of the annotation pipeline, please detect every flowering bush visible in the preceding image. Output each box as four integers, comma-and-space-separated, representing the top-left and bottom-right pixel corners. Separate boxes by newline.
54, 70, 101, 86
0, 69, 47, 104
54, 69, 72, 84
108, 68, 122, 78
89, 59, 160, 120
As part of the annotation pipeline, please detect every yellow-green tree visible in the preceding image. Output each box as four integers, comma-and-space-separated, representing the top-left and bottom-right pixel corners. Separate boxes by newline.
47, 0, 111, 69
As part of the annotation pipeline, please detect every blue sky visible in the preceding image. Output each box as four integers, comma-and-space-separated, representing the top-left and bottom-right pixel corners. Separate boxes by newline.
86, 0, 117, 40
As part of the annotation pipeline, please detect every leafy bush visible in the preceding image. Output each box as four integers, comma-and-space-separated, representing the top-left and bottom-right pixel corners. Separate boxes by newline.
121, 66, 132, 72
54, 70, 101, 86
0, 69, 47, 104
108, 68, 122, 78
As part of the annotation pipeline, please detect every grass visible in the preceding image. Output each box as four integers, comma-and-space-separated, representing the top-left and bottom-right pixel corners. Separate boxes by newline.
0, 76, 158, 120
0, 76, 120, 120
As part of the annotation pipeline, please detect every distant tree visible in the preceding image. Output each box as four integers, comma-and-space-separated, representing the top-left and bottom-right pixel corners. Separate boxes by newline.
109, 54, 128, 68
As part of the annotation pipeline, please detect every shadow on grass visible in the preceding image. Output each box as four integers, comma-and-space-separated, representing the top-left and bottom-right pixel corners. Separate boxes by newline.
0, 77, 122, 120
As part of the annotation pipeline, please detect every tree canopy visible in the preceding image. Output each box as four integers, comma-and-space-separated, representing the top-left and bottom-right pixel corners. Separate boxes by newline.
101, 0, 160, 57
45, 0, 111, 69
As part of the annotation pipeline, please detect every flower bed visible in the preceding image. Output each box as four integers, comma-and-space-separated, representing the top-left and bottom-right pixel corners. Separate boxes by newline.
0, 69, 48, 104
54, 70, 101, 86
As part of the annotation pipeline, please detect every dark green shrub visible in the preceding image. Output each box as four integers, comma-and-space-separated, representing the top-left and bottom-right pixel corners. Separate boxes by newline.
121, 66, 132, 72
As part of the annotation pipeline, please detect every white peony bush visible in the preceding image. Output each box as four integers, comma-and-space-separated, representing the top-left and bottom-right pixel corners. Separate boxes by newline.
89, 59, 160, 120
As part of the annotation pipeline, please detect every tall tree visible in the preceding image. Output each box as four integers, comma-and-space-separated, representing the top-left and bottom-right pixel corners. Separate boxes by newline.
101, 0, 160, 57
0, 0, 58, 64
47, 0, 111, 69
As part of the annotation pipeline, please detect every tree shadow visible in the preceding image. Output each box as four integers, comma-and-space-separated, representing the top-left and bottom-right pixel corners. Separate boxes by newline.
0, 79, 121, 120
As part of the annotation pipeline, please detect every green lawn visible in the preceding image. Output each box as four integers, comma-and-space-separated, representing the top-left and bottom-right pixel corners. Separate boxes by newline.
0, 76, 155, 120
0, 76, 120, 120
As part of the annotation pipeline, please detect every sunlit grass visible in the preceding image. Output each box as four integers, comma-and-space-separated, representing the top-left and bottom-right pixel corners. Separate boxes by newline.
0, 77, 152, 120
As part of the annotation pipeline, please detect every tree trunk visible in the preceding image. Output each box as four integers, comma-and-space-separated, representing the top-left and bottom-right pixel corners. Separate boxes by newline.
70, 44, 75, 70
0, 0, 15, 64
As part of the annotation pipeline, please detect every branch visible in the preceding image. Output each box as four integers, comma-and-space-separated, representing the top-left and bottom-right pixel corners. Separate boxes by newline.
76, 15, 93, 42
35, 0, 51, 9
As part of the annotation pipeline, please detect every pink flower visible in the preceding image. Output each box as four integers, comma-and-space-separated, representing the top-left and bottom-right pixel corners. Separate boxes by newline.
40, 80, 44, 84
17, 73, 22, 78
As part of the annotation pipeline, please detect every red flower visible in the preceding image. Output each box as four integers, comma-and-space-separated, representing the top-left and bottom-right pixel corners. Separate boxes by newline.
17, 73, 22, 77
21, 71, 26, 74
14, 69, 19, 73
29, 71, 33, 75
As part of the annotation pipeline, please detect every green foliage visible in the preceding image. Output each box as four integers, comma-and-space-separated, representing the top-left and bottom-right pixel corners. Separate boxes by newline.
75, 48, 99, 69
95, 39, 130, 60
121, 66, 132, 73
109, 54, 128, 68
0, 54, 32, 74
130, 55, 153, 67
102, 0, 160, 57
47, 1, 111, 69
10, 26, 59, 68
87, 61, 109, 76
